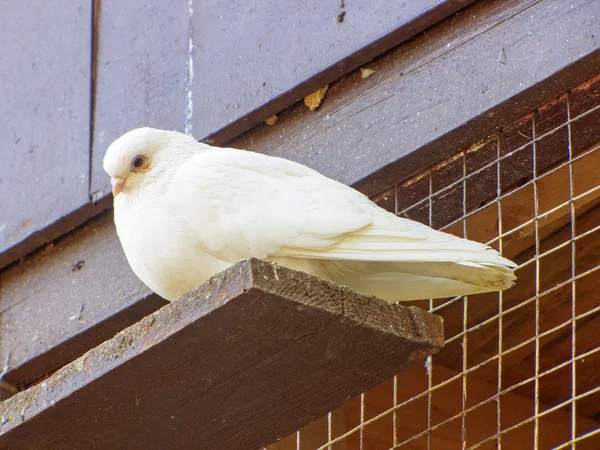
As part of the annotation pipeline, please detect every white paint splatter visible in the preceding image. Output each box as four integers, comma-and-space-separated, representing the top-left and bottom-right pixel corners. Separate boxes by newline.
184, 0, 195, 135
424, 356, 432, 375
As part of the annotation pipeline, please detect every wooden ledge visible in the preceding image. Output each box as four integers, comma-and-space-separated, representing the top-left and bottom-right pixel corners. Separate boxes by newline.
0, 258, 444, 450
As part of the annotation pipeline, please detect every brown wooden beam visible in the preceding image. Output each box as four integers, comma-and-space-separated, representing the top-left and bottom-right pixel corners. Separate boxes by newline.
0, 259, 443, 450
0, 212, 167, 390
232, 0, 600, 197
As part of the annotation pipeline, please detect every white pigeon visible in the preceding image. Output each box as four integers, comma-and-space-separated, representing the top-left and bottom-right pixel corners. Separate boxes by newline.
103, 127, 516, 302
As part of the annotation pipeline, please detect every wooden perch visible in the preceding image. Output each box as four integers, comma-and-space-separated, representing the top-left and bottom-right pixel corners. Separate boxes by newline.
0, 258, 443, 450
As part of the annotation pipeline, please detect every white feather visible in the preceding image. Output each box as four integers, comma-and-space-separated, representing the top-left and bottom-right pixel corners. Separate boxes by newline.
104, 128, 516, 302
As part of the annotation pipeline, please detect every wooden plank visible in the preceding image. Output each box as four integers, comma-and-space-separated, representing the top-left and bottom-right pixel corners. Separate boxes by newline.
6, 0, 599, 270
189, 0, 476, 144
89, 0, 191, 198
0, 212, 167, 390
0, 2, 93, 264
232, 0, 600, 197
89, 0, 475, 198
0, 259, 444, 450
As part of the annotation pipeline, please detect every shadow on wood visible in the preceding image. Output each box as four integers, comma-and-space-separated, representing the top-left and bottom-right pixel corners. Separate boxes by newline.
0, 259, 443, 450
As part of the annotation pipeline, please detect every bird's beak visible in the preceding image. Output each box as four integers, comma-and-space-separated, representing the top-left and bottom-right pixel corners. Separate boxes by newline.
111, 177, 126, 197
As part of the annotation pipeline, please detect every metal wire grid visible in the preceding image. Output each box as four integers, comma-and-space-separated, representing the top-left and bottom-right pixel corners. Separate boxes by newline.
270, 77, 600, 449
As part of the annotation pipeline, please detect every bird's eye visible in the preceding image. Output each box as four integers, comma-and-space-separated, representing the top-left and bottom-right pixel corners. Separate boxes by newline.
132, 156, 144, 168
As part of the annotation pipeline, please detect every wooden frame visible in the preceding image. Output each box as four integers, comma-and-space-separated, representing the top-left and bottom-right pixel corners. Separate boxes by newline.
233, 0, 600, 196
2, 0, 599, 398
0, 259, 443, 449
1, 0, 475, 270
4, 0, 600, 269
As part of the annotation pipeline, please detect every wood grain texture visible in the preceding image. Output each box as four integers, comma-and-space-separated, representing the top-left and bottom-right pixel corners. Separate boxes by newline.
89, 0, 192, 197
232, 0, 600, 197
188, 0, 475, 143
0, 212, 167, 389
89, 0, 475, 200
6, 0, 600, 270
268, 408, 347, 450
0, 259, 444, 450
0, 2, 92, 260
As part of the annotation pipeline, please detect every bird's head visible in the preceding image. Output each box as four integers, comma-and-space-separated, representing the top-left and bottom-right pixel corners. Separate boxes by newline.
103, 127, 199, 197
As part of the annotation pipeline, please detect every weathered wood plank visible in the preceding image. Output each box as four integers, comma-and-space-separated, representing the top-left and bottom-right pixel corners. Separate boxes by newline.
89, 0, 191, 198
0, 212, 167, 389
233, 0, 600, 197
6, 0, 600, 272
89, 0, 475, 199
7, 0, 600, 270
189, 0, 476, 144
0, 259, 444, 450
0, 2, 92, 262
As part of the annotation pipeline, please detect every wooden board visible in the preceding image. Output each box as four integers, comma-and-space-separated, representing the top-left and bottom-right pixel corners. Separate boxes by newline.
89, 0, 475, 198
0, 259, 444, 450
0, 212, 167, 390
6, 0, 600, 270
89, 0, 192, 198
0, 2, 92, 262
232, 0, 600, 197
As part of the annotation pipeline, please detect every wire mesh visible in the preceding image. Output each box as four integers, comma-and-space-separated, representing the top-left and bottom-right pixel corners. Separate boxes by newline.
270, 75, 600, 450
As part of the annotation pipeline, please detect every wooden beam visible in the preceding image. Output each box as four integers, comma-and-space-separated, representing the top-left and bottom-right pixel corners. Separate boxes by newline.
1, 0, 477, 270
0, 1, 94, 267
232, 0, 600, 197
0, 259, 443, 450
5, 0, 600, 271
89, 0, 476, 197
0, 212, 167, 390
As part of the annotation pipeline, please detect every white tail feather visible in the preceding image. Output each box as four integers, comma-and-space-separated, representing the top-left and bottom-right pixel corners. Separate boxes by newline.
332, 259, 515, 301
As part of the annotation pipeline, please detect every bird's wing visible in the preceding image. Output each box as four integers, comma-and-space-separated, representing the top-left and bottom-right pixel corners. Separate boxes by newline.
169, 147, 511, 268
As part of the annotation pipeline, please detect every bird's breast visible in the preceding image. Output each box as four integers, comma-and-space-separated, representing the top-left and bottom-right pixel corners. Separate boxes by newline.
114, 197, 230, 301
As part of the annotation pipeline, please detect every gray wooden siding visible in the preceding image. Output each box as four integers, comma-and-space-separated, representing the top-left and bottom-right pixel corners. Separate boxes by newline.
0, 2, 92, 256
0, 0, 474, 266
